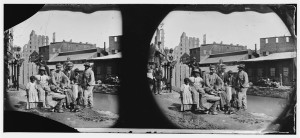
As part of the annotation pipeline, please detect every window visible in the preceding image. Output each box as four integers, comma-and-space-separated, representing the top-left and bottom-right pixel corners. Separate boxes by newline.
265, 38, 268, 43
97, 66, 101, 74
203, 50, 206, 54
248, 69, 252, 76
276, 38, 278, 43
283, 67, 289, 77
270, 68, 275, 77
114, 37, 117, 42
257, 68, 263, 77
286, 37, 290, 42
107, 66, 112, 75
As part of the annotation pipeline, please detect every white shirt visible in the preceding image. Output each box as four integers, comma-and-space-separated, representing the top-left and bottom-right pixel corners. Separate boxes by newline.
189, 76, 203, 87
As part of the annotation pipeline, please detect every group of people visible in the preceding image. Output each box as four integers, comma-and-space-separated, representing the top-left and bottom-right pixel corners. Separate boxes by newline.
147, 64, 164, 95
180, 64, 249, 115
25, 60, 95, 113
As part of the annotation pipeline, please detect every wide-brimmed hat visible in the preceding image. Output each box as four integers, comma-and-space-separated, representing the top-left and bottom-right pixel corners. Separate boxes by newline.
74, 68, 80, 72
192, 69, 200, 73
228, 70, 233, 74
39, 66, 46, 71
209, 65, 216, 69
84, 62, 90, 67
220, 64, 226, 69
67, 62, 74, 67
238, 64, 245, 69
56, 63, 62, 68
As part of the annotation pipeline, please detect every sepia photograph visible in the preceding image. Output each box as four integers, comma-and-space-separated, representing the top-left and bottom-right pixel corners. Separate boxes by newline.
3, 3, 297, 135
4, 4, 122, 129
148, 5, 296, 132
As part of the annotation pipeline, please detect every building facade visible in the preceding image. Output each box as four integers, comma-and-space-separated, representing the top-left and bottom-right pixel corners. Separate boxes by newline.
22, 30, 49, 61
173, 32, 200, 62
199, 50, 256, 73
49, 40, 96, 59
109, 35, 121, 54
242, 52, 296, 86
259, 36, 296, 56
190, 42, 247, 62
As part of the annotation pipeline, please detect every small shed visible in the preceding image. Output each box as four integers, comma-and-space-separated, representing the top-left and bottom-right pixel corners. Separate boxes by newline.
89, 52, 122, 81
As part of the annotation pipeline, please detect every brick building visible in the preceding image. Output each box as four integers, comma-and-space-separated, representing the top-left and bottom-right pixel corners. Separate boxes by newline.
49, 40, 96, 60
259, 36, 296, 56
199, 50, 256, 73
22, 30, 49, 61
173, 32, 200, 62
241, 52, 296, 86
109, 35, 121, 54
190, 42, 247, 62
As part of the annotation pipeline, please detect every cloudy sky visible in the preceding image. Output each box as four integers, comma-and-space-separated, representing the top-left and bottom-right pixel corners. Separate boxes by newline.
152, 11, 291, 50
13, 10, 122, 49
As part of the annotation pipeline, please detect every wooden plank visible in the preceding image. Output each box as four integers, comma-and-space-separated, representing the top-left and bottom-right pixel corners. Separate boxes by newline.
175, 64, 181, 88
171, 67, 175, 86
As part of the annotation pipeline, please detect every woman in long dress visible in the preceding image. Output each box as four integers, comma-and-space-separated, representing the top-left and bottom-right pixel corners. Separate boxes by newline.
180, 78, 194, 111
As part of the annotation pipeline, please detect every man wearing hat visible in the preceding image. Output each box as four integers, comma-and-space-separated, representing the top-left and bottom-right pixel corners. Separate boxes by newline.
201, 65, 223, 115
35, 66, 51, 107
236, 64, 249, 111
153, 63, 163, 95
70, 68, 82, 106
224, 70, 236, 114
189, 68, 205, 110
82, 62, 95, 108
216, 64, 230, 112
51, 62, 73, 109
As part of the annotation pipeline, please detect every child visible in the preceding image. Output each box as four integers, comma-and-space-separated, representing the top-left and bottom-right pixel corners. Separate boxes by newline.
73, 91, 85, 112
26, 76, 39, 109
180, 78, 194, 112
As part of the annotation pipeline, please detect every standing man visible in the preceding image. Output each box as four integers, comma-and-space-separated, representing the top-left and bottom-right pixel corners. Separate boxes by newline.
35, 66, 51, 108
216, 64, 230, 112
153, 63, 163, 95
224, 70, 235, 114
236, 64, 249, 111
82, 62, 95, 109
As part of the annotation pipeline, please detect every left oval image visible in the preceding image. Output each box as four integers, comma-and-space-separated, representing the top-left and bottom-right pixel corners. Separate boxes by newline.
4, 4, 122, 130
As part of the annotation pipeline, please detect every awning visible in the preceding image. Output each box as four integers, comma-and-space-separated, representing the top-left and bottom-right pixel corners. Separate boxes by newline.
90, 52, 122, 60
200, 65, 238, 73
47, 63, 94, 71
200, 54, 248, 64
241, 52, 296, 62
48, 52, 96, 62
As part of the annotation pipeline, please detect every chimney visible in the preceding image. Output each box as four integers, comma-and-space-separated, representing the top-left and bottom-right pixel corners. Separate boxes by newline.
104, 42, 106, 51
53, 32, 56, 43
203, 34, 206, 45
255, 44, 257, 53
70, 39, 72, 42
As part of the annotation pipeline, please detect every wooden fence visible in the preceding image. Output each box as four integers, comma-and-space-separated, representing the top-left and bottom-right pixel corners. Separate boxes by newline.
171, 63, 191, 90
18, 59, 38, 88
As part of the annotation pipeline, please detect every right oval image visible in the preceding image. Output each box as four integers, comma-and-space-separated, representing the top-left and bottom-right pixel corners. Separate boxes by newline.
148, 5, 296, 132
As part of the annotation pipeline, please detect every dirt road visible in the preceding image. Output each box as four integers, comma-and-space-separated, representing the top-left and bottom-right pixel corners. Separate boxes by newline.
154, 91, 276, 131
6, 89, 119, 129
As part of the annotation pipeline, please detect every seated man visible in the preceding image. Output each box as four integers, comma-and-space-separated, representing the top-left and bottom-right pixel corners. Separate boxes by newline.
35, 66, 51, 108
50, 63, 74, 110
47, 85, 67, 113
202, 65, 223, 115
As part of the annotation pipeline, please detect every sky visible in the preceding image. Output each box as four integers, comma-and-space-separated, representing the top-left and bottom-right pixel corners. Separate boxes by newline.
13, 10, 122, 49
152, 11, 291, 50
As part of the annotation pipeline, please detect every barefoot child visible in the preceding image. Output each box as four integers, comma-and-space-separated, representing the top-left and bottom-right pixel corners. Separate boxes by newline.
180, 78, 194, 112
26, 76, 39, 109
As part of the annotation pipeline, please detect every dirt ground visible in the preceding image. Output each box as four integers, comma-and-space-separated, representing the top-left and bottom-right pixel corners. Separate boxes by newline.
6, 89, 119, 129
154, 91, 276, 131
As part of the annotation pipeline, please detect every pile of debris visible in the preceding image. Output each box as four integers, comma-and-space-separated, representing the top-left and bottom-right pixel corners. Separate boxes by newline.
93, 84, 119, 94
